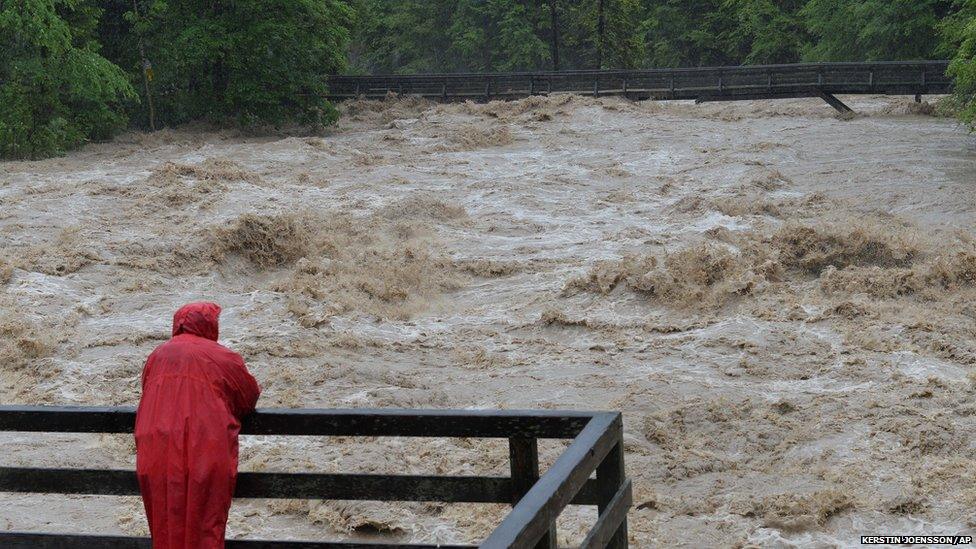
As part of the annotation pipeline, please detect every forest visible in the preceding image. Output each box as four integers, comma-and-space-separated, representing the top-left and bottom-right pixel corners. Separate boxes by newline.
3, 0, 976, 159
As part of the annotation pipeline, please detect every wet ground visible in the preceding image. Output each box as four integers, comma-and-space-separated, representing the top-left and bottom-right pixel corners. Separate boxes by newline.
1, 94, 975, 547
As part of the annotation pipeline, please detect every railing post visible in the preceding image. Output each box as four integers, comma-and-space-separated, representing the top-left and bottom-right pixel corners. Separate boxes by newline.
596, 426, 628, 548
509, 438, 555, 549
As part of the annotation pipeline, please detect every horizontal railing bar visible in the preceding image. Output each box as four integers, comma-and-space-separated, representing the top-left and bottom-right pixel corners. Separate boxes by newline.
0, 406, 596, 438
328, 60, 950, 80
329, 77, 952, 88
328, 77, 951, 89
328, 81, 950, 88
0, 467, 605, 505
578, 479, 633, 549
481, 412, 623, 549
0, 532, 477, 549
329, 87, 952, 101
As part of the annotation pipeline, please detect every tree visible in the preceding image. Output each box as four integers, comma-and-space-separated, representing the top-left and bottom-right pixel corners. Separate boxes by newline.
449, 0, 550, 72
947, 0, 976, 128
640, 0, 738, 67
548, 0, 561, 70
595, 0, 644, 69
347, 0, 646, 73
939, 0, 976, 54
801, 0, 953, 61
597, 0, 605, 67
554, 0, 642, 69
0, 0, 135, 159
349, 0, 553, 73
347, 1, 456, 74
127, 0, 353, 127
722, 0, 806, 64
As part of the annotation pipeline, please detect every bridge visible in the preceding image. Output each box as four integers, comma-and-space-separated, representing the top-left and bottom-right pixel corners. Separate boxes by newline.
0, 406, 630, 548
327, 60, 952, 113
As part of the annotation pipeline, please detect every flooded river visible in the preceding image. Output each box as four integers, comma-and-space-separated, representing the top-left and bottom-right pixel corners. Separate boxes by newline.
1, 93, 975, 547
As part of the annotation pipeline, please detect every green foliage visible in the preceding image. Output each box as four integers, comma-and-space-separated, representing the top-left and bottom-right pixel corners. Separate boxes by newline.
347, 1, 970, 71
448, 0, 551, 71
722, 0, 807, 64
939, 0, 976, 55
348, 0, 552, 73
640, 0, 804, 67
599, 0, 645, 68
0, 0, 135, 159
7, 0, 976, 157
129, 0, 353, 127
347, 0, 642, 73
801, 0, 953, 61
347, 1, 454, 74
640, 0, 736, 67
571, 0, 644, 69
947, 0, 976, 127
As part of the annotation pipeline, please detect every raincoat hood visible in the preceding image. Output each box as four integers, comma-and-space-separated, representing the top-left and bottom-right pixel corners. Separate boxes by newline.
172, 302, 221, 341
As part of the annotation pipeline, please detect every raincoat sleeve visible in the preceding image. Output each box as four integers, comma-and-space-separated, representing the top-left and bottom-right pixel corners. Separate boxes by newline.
222, 352, 260, 418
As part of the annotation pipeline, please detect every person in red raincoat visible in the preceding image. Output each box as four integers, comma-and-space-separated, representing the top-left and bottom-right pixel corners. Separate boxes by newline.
135, 302, 261, 548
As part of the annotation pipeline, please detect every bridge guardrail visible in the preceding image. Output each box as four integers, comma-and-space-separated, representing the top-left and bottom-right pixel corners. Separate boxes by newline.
326, 61, 951, 110
0, 406, 631, 549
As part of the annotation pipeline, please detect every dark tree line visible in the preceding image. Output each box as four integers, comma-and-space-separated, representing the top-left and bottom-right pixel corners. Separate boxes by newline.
2, 0, 351, 158
3, 0, 976, 159
345, 0, 960, 73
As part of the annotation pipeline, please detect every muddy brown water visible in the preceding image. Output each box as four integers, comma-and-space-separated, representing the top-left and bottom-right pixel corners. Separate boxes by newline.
1, 94, 975, 547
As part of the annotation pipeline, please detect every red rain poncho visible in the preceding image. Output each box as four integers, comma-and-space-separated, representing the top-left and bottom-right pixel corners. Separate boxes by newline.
135, 302, 260, 548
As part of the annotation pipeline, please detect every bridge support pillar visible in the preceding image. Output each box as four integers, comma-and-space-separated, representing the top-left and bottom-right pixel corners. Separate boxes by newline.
816, 90, 853, 114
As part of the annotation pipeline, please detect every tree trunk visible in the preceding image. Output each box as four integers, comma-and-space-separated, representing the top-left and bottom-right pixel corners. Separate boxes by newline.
548, 0, 560, 71
484, 7, 493, 71
131, 0, 156, 130
596, 0, 605, 69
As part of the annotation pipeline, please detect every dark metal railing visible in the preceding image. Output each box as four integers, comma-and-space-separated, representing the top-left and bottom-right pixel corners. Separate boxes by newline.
0, 406, 630, 549
327, 61, 951, 111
